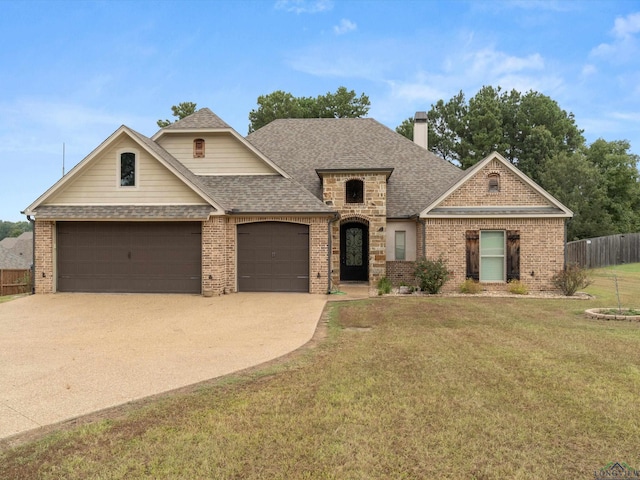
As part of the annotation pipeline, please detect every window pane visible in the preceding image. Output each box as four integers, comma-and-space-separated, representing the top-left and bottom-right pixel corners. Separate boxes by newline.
480, 231, 504, 282
480, 257, 504, 281
395, 231, 406, 260
120, 152, 135, 187
346, 180, 364, 203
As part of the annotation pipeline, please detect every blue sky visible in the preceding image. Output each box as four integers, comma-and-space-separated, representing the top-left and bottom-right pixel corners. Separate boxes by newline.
1, 0, 639, 221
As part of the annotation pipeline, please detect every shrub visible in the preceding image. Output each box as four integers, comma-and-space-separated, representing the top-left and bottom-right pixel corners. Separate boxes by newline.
414, 256, 450, 294
507, 279, 529, 295
376, 277, 392, 295
552, 263, 593, 296
459, 278, 482, 294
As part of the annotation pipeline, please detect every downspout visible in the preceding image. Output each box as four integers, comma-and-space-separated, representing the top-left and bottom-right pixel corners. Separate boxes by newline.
26, 215, 35, 294
327, 212, 340, 294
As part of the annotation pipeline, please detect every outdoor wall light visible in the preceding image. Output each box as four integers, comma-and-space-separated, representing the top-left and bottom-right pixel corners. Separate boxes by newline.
208, 274, 213, 280
530, 271, 535, 277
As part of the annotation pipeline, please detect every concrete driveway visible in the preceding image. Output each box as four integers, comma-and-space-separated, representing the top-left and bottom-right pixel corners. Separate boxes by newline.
0, 292, 327, 442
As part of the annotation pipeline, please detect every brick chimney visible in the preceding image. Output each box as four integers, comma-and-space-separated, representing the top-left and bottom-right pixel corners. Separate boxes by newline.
413, 111, 428, 150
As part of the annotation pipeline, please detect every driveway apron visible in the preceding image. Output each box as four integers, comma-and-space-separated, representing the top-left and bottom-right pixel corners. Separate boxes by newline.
0, 293, 327, 441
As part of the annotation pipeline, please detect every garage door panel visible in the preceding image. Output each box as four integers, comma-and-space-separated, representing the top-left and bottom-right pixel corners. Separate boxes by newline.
57, 222, 201, 293
237, 222, 309, 292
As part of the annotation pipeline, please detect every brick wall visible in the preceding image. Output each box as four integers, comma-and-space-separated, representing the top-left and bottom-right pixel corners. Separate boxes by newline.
426, 217, 565, 291
386, 261, 416, 286
34, 220, 54, 294
439, 159, 550, 207
202, 216, 226, 295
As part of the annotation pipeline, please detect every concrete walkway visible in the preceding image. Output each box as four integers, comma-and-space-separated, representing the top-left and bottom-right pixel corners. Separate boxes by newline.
0, 293, 327, 442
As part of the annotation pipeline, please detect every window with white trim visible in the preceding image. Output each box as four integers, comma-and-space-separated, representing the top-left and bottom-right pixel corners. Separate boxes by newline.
395, 231, 406, 260
479, 230, 505, 281
119, 152, 136, 187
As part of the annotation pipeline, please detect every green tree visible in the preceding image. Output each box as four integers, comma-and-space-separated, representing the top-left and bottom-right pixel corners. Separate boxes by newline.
395, 116, 414, 141
405, 86, 585, 181
540, 152, 614, 240
585, 139, 640, 234
248, 86, 370, 133
157, 102, 198, 128
0, 221, 32, 241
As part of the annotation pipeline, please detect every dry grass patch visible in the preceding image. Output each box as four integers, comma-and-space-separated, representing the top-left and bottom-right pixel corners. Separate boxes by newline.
2, 270, 640, 478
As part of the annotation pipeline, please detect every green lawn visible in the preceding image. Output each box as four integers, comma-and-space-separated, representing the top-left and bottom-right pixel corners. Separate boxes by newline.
1, 267, 639, 479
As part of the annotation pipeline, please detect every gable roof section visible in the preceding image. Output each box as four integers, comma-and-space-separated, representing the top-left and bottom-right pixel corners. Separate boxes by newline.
420, 152, 573, 218
247, 118, 464, 218
23, 125, 228, 217
197, 176, 334, 215
162, 107, 232, 130
152, 108, 289, 177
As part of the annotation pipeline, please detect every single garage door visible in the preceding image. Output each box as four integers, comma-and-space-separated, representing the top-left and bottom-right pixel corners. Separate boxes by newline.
57, 222, 201, 293
237, 222, 309, 292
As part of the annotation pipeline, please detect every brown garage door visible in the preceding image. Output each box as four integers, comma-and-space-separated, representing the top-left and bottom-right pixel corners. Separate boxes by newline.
57, 222, 201, 293
237, 222, 309, 292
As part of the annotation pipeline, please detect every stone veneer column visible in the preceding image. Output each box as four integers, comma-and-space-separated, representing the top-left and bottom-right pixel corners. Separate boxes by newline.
323, 172, 387, 288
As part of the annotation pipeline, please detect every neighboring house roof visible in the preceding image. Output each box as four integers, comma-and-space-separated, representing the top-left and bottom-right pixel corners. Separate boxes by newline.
197, 176, 334, 214
420, 151, 573, 218
0, 247, 30, 269
247, 118, 464, 218
0, 232, 33, 269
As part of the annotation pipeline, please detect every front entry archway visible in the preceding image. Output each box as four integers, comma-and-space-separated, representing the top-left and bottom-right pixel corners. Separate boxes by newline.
340, 222, 369, 281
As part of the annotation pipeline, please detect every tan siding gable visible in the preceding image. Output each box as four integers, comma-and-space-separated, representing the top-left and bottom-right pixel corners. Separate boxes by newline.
46, 136, 206, 205
437, 158, 552, 208
156, 132, 277, 175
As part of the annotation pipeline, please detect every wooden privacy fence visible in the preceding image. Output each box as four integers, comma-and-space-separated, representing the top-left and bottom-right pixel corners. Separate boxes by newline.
0, 269, 32, 296
566, 232, 640, 269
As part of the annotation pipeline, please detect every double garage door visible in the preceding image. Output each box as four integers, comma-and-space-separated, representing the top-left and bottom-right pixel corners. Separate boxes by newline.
57, 222, 202, 293
57, 221, 310, 294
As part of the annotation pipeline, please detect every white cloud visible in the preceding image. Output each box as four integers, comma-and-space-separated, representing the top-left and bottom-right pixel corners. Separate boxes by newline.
591, 11, 640, 63
613, 12, 640, 39
581, 64, 597, 76
334, 19, 357, 35
274, 0, 332, 14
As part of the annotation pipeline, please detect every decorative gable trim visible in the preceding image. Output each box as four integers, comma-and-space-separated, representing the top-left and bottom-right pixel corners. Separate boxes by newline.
419, 152, 573, 218
23, 126, 227, 216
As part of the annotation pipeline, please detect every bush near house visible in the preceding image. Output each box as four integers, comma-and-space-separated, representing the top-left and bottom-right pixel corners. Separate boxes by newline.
414, 256, 450, 294
552, 263, 593, 296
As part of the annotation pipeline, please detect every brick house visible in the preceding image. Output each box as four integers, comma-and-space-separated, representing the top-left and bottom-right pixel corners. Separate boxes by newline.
23, 108, 571, 295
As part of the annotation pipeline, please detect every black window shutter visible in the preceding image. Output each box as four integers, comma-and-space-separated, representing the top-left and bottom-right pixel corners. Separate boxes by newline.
465, 230, 479, 280
506, 230, 520, 281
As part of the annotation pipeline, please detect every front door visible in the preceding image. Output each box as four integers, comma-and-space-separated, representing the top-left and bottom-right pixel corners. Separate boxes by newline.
340, 222, 369, 281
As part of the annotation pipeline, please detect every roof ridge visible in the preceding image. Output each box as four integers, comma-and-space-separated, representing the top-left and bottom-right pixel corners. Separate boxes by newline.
162, 107, 232, 131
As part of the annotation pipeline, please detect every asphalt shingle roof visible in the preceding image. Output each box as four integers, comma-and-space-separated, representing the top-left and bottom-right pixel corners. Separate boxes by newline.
247, 118, 464, 218
160, 107, 232, 131
34, 205, 215, 220
0, 232, 32, 269
197, 176, 334, 214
